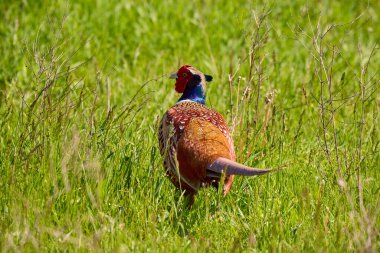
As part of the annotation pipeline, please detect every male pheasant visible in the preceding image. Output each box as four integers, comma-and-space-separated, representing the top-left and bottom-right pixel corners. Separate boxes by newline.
158, 65, 275, 205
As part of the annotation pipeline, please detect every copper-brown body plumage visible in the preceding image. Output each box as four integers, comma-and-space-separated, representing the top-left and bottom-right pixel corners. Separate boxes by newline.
159, 101, 235, 200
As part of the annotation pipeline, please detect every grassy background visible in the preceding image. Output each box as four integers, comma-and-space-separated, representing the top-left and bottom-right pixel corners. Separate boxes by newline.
1, 0, 379, 251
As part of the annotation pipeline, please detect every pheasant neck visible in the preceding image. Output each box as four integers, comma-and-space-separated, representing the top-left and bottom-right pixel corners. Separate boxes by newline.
178, 82, 206, 105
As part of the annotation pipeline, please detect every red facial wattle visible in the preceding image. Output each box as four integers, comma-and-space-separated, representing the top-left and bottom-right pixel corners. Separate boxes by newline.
174, 65, 192, 93
175, 81, 187, 93
175, 77, 190, 93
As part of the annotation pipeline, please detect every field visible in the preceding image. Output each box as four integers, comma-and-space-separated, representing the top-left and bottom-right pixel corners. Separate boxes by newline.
0, 0, 379, 252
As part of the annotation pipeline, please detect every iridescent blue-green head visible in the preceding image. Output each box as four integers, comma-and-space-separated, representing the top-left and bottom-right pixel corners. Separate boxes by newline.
169, 65, 213, 105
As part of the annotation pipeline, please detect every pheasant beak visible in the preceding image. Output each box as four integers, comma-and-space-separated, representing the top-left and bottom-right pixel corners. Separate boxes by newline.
169, 72, 178, 79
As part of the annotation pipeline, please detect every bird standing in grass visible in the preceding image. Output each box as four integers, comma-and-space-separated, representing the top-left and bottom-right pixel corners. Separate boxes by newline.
159, 65, 275, 205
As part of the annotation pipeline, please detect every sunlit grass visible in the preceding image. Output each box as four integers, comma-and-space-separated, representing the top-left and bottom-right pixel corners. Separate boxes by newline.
0, 0, 379, 252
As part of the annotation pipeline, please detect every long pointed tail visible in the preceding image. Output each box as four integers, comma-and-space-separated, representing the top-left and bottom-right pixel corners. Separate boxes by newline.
208, 157, 281, 176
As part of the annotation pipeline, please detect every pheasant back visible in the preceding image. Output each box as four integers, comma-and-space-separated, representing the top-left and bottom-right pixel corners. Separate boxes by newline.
158, 101, 235, 196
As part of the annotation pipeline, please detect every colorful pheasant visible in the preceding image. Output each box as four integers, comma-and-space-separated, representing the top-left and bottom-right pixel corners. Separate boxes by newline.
159, 65, 275, 205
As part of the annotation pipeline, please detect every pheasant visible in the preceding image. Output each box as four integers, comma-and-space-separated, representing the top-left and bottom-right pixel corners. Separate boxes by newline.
158, 65, 275, 205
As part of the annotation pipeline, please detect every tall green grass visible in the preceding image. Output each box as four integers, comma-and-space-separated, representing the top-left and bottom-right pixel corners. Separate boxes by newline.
1, 0, 379, 251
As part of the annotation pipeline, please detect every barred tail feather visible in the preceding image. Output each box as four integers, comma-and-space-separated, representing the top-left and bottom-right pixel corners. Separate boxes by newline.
208, 157, 279, 176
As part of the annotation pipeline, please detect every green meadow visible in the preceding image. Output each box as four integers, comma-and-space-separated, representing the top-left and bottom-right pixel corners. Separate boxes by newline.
0, 0, 379, 251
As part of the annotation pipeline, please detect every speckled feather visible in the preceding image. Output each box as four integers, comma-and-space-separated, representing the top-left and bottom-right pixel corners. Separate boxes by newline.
158, 100, 235, 195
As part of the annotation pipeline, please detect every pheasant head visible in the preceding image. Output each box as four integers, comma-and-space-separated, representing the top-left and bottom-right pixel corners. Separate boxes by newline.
169, 65, 213, 105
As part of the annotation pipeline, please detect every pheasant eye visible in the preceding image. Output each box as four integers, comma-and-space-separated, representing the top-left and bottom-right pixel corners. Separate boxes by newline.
182, 73, 188, 77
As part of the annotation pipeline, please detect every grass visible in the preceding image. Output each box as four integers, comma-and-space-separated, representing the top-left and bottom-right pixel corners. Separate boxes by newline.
0, 0, 379, 252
